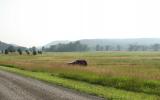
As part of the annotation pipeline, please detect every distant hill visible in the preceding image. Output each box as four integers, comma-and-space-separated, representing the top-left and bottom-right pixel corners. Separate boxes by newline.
44, 40, 70, 48
0, 41, 27, 51
46, 38, 160, 47
79, 38, 160, 50
0, 41, 10, 50
79, 38, 160, 47
45, 38, 160, 51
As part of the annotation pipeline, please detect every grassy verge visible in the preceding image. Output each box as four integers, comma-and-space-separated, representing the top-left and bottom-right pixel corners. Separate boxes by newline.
58, 72, 160, 96
0, 66, 159, 100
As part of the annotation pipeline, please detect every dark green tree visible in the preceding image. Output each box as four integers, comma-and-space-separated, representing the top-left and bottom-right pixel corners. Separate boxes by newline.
17, 48, 22, 55
31, 46, 37, 55
38, 51, 42, 54
25, 50, 30, 55
5, 49, 9, 54
7, 46, 16, 53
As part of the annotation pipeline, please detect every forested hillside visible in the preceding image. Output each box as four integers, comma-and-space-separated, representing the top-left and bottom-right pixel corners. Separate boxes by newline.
44, 38, 160, 51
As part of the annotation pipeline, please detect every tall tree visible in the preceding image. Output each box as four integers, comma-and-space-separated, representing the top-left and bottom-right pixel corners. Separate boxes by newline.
17, 48, 22, 55
5, 49, 8, 54
25, 50, 30, 55
31, 46, 37, 55
7, 46, 16, 53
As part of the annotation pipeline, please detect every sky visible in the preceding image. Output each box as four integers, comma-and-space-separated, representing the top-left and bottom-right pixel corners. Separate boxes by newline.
0, 0, 160, 47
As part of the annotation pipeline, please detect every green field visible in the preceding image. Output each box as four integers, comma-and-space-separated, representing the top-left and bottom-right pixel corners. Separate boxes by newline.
0, 51, 160, 100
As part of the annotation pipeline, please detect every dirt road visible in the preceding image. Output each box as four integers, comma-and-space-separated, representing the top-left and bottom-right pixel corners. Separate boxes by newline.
0, 70, 104, 100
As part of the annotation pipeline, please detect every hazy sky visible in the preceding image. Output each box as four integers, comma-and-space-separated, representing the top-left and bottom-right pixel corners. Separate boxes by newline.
0, 0, 160, 47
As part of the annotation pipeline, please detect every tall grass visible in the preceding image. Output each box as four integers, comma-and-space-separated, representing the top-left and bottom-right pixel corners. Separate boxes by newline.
0, 52, 160, 96
1, 66, 159, 100
57, 71, 160, 96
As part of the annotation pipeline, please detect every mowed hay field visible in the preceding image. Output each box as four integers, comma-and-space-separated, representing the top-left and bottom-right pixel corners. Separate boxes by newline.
0, 51, 160, 99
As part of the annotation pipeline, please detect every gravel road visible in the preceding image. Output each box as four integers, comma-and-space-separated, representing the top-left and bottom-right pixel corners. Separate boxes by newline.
0, 70, 104, 100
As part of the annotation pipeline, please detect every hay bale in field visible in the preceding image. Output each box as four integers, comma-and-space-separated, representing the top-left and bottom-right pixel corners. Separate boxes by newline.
67, 59, 88, 66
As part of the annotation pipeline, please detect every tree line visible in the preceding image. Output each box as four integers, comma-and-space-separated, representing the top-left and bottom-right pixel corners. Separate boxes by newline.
40, 42, 160, 52
1, 46, 43, 55
95, 43, 160, 51
44, 41, 89, 52
2, 42, 160, 53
